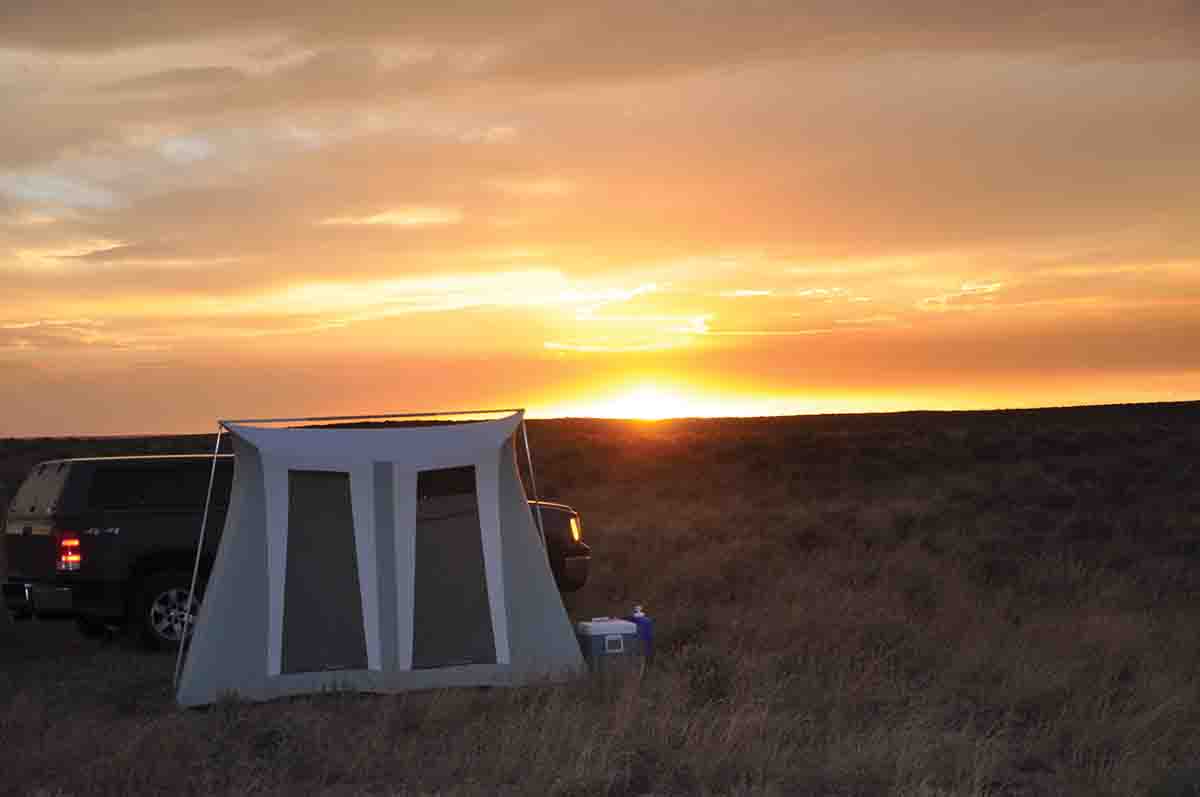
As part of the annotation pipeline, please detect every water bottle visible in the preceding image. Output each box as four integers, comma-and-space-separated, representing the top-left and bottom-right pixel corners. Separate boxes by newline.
627, 604, 654, 666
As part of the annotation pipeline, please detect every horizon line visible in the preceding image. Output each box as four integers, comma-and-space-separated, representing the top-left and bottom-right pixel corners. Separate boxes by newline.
2, 398, 1196, 441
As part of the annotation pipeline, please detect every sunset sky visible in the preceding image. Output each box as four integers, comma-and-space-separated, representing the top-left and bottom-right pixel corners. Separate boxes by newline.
2, 3, 1198, 435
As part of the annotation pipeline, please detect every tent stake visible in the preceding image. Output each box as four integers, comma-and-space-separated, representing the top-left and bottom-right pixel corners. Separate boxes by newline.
174, 422, 224, 691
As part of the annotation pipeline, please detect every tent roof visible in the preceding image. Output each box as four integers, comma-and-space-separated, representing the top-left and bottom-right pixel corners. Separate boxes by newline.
225, 411, 523, 466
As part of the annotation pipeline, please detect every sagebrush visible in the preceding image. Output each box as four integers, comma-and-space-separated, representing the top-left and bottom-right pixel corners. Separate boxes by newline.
2, 403, 1199, 795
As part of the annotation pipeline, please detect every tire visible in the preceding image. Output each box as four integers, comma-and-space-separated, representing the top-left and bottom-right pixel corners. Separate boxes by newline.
135, 570, 201, 651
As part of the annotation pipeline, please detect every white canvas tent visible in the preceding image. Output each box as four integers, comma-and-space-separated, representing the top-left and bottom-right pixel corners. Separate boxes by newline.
0, 521, 12, 634
176, 410, 585, 707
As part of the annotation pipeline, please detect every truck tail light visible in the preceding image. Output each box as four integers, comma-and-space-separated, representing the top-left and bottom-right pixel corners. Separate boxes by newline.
57, 535, 82, 572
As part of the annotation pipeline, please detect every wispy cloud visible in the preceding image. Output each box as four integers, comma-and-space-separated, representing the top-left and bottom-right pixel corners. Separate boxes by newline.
62, 242, 240, 269
0, 172, 118, 209
0, 318, 102, 331
462, 125, 519, 143
919, 281, 1004, 311
319, 207, 462, 227
12, 239, 127, 270
718, 289, 772, 298
0, 318, 171, 354
572, 283, 660, 320
486, 177, 572, 196
553, 288, 709, 353
4, 271, 686, 352
542, 340, 679, 353
158, 135, 216, 164
795, 287, 848, 301
218, 270, 618, 320
704, 328, 834, 337
835, 315, 898, 325
1, 211, 58, 226
101, 66, 247, 95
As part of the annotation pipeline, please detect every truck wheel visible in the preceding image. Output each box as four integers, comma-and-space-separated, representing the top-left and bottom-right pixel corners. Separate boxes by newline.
135, 571, 201, 651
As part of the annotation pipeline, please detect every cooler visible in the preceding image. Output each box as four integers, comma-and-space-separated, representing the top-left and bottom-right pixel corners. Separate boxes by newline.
575, 617, 643, 672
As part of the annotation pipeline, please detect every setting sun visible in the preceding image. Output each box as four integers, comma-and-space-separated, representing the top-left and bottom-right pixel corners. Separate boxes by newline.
536, 382, 931, 422
568, 384, 701, 421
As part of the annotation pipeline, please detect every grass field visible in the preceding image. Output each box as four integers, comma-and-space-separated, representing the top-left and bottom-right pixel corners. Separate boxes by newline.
2, 403, 1200, 795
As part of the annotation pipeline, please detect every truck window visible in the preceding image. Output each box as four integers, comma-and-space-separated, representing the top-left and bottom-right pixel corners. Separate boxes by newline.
88, 461, 234, 510
9, 462, 71, 516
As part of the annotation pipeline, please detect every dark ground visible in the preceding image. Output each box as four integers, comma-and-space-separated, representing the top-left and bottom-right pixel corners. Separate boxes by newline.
2, 402, 1200, 795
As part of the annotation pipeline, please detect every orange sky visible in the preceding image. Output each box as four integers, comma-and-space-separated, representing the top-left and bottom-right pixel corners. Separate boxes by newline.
2, 3, 1199, 435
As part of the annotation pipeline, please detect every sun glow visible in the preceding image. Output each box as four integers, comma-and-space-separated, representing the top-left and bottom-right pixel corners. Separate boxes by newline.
579, 384, 698, 421
544, 382, 783, 420
537, 381, 932, 421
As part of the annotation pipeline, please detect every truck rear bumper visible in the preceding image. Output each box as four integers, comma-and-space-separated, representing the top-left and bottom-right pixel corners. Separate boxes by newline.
60, 578, 125, 621
3, 579, 73, 617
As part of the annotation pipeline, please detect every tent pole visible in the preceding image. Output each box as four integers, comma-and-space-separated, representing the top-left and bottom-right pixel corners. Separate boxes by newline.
174, 422, 224, 691
521, 418, 547, 552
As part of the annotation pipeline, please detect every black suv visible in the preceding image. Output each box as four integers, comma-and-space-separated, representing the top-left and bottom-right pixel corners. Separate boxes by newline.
3, 454, 590, 648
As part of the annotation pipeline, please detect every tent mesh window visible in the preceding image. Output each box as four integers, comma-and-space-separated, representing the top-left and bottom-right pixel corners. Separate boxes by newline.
412, 465, 497, 669
281, 470, 368, 674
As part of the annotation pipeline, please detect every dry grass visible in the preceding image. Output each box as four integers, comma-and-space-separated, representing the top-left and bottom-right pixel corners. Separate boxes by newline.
3, 403, 1200, 795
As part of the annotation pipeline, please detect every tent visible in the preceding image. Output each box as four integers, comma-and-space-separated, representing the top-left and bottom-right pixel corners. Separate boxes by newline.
0, 519, 12, 634
176, 410, 585, 707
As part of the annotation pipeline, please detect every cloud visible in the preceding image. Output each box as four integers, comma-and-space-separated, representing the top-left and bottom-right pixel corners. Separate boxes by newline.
919, 282, 1005, 311
835, 315, 899, 325
0, 210, 58, 227
542, 340, 679, 353
704, 328, 834, 337
3, 2, 1197, 64
158, 135, 216, 163
570, 283, 660, 318
3, 46, 1198, 276
795, 288, 847, 299
0, 317, 170, 355
718, 289, 772, 297
487, 177, 573, 197
320, 207, 463, 227
60, 242, 241, 269
101, 65, 248, 95
0, 106, 116, 170
0, 172, 118, 209
0, 318, 101, 331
